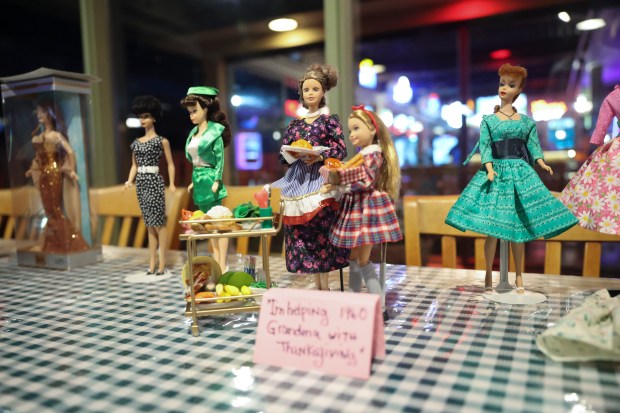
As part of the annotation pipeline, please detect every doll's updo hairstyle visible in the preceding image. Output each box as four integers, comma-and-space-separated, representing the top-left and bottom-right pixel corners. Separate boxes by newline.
298, 63, 339, 109
494, 63, 528, 114
349, 108, 401, 201
180, 91, 231, 148
131, 95, 163, 121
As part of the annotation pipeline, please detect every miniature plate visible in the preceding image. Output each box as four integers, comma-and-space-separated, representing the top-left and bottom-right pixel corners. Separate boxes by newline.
281, 145, 329, 157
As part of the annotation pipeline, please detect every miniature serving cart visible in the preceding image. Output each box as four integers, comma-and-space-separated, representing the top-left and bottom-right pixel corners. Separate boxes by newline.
179, 202, 283, 336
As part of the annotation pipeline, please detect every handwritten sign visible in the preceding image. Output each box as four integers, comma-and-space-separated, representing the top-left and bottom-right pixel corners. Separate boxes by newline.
253, 288, 385, 379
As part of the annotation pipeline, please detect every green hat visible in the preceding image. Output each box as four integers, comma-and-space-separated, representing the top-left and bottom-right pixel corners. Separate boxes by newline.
187, 86, 219, 96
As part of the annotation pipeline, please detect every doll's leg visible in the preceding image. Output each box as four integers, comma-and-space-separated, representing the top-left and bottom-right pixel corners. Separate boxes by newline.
511, 242, 525, 293
348, 247, 362, 292
210, 239, 221, 271
156, 226, 168, 274
484, 236, 498, 292
358, 245, 381, 296
147, 227, 158, 274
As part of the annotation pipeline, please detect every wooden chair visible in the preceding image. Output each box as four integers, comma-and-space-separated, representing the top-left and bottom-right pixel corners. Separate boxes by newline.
222, 185, 282, 256
403, 194, 620, 277
403, 195, 487, 269
0, 186, 44, 241
89, 185, 188, 249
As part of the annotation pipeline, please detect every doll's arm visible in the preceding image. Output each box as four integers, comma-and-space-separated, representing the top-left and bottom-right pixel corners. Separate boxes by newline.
525, 122, 544, 164
479, 119, 497, 180
590, 98, 614, 145
329, 152, 378, 192
162, 138, 176, 192
56, 133, 79, 181
125, 153, 138, 190
321, 116, 347, 161
212, 137, 225, 193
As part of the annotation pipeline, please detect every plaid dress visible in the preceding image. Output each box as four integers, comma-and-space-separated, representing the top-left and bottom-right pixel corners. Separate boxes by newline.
329, 145, 402, 248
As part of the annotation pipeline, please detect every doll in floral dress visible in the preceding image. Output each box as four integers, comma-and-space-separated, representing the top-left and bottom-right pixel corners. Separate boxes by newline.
560, 85, 620, 234
271, 63, 350, 290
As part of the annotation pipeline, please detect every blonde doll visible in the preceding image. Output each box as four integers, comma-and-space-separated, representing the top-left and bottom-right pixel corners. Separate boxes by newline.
322, 105, 402, 307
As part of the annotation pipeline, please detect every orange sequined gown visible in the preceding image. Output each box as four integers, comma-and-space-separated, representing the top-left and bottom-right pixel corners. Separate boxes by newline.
33, 138, 89, 253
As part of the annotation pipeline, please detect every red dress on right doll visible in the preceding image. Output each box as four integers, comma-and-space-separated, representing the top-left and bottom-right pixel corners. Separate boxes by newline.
559, 85, 620, 234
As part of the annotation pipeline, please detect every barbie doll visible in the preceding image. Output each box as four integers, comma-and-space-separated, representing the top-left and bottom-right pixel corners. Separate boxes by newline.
124, 95, 176, 275
322, 105, 401, 303
271, 63, 350, 290
181, 86, 231, 272
445, 63, 577, 294
26, 100, 89, 253
560, 85, 620, 234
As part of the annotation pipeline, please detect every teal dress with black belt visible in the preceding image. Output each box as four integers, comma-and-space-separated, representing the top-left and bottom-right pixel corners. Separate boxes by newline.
445, 114, 577, 242
185, 121, 227, 211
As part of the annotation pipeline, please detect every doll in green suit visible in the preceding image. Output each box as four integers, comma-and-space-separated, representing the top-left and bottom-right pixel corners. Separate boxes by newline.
181, 86, 231, 272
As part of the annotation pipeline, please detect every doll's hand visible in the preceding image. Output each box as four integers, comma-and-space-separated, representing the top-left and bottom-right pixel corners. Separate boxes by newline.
303, 154, 324, 165
540, 164, 553, 175
487, 170, 498, 181
328, 170, 341, 185
320, 184, 336, 194
25, 169, 32, 178
169, 184, 176, 192
123, 181, 133, 191
68, 171, 79, 181
212, 181, 219, 193
187, 183, 193, 193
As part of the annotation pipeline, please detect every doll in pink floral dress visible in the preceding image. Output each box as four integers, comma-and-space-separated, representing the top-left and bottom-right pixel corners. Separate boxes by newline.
560, 85, 620, 234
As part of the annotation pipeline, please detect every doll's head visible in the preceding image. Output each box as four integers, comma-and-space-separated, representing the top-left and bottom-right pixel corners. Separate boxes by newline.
32, 99, 66, 137
180, 86, 231, 147
131, 95, 162, 121
297, 63, 338, 109
498, 63, 527, 99
349, 105, 401, 200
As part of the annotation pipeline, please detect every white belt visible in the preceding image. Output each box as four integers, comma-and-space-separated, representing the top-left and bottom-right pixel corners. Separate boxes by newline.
138, 166, 159, 173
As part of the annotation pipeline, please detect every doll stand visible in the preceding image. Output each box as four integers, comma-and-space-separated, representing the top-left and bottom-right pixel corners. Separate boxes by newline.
483, 239, 547, 304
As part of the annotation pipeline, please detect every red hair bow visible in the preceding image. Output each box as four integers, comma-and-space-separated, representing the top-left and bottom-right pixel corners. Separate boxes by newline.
352, 104, 378, 131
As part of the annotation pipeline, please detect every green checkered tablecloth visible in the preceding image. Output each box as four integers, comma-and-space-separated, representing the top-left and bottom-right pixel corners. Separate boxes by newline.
1, 245, 619, 412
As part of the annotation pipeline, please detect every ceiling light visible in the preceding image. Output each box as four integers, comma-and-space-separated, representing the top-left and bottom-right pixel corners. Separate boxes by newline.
558, 12, 570, 22
268, 18, 298, 32
576, 18, 606, 31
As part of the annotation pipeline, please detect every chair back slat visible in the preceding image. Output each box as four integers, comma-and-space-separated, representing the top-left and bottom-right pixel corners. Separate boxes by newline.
134, 223, 147, 248
441, 236, 457, 268
544, 241, 562, 275
583, 242, 602, 277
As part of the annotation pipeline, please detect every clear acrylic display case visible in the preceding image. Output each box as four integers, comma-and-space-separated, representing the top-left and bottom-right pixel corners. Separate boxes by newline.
1, 68, 102, 269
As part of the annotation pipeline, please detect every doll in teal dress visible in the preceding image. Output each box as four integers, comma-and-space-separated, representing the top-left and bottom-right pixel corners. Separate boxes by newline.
445, 64, 577, 294
181, 86, 231, 272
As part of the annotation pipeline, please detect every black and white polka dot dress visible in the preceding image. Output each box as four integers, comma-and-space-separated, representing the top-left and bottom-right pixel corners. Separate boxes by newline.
130, 136, 166, 227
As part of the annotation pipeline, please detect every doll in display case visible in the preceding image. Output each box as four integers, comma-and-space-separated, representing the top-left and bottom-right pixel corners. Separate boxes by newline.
25, 99, 89, 254
124, 95, 176, 275
320, 105, 402, 311
445, 63, 578, 294
270, 63, 350, 290
181, 86, 231, 273
559, 85, 620, 234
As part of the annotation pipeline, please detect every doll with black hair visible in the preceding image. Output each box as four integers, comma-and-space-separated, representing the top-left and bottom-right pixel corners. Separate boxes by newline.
180, 86, 231, 272
26, 100, 89, 253
322, 105, 402, 307
124, 95, 176, 275
271, 63, 350, 290
445, 63, 577, 294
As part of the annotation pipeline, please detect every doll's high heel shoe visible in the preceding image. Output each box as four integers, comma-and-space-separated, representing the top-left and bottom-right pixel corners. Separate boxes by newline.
146, 269, 155, 275
515, 275, 525, 294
